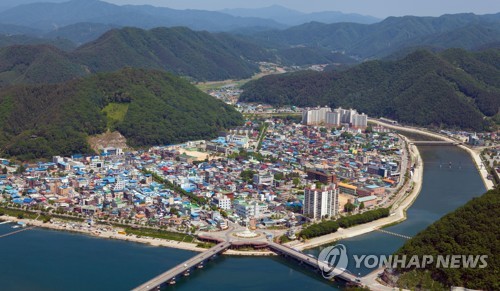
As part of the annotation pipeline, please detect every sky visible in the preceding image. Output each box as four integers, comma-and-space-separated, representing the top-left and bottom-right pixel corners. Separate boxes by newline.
105, 0, 500, 18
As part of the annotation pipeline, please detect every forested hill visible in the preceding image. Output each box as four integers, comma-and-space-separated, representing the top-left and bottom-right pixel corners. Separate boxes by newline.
0, 68, 243, 160
0, 27, 269, 84
240, 48, 500, 130
0, 26, 357, 86
248, 13, 500, 59
73, 27, 268, 81
393, 188, 500, 290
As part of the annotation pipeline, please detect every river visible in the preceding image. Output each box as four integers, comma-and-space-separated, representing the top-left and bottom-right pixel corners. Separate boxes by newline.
0, 146, 486, 290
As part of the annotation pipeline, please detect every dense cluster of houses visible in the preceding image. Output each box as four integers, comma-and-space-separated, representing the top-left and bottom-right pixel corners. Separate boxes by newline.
0, 118, 405, 232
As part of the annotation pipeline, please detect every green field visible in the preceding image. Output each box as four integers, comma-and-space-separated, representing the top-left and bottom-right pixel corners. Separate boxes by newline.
102, 103, 129, 129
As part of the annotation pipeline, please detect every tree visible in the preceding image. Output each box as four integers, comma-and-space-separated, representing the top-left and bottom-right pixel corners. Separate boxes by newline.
1, 167, 7, 174
293, 177, 300, 187
359, 202, 365, 210
16, 165, 26, 174
344, 202, 355, 213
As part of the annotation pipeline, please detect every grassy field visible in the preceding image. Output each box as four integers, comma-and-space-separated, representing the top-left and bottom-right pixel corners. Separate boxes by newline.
125, 227, 196, 243
0, 207, 51, 222
102, 103, 129, 129
195, 69, 284, 92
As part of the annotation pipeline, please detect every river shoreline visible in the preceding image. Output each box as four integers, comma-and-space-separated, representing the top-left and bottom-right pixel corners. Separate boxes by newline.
1, 122, 489, 256
370, 119, 495, 190
0, 215, 277, 256
0, 127, 424, 256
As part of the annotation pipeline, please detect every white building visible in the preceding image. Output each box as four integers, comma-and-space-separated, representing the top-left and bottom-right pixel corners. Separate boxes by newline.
253, 172, 274, 185
326, 111, 341, 126
303, 183, 339, 220
303, 106, 368, 128
352, 113, 368, 128
212, 196, 232, 210
302, 106, 331, 125
234, 200, 268, 218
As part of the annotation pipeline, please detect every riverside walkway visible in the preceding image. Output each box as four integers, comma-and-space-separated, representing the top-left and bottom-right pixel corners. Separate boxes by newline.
132, 241, 231, 291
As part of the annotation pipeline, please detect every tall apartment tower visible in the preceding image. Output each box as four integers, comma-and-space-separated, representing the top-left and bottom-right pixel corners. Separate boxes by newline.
302, 106, 331, 125
303, 183, 339, 220
352, 113, 368, 128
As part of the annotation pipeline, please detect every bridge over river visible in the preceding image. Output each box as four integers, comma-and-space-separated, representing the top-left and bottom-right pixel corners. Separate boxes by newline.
133, 240, 361, 290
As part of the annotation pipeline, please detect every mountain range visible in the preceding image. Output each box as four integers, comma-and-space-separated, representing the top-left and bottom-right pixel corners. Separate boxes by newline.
240, 48, 500, 130
0, 68, 243, 160
248, 13, 500, 59
0, 26, 361, 85
0, 0, 286, 34
221, 5, 380, 25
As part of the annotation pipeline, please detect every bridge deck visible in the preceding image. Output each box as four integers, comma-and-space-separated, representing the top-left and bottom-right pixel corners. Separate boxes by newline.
267, 242, 358, 283
132, 241, 231, 291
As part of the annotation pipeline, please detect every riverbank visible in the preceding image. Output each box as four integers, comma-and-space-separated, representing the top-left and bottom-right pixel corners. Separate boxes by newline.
370, 119, 495, 190
287, 140, 423, 251
0, 215, 276, 256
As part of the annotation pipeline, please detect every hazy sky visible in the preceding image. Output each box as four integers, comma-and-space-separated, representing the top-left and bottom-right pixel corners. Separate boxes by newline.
105, 0, 500, 18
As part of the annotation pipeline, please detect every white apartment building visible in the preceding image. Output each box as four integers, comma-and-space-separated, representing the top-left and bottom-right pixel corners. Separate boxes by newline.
303, 183, 339, 220
303, 106, 368, 128
212, 196, 232, 210
302, 106, 331, 125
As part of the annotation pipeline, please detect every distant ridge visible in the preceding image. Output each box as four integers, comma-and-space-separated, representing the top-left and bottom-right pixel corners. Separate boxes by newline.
0, 0, 286, 32
221, 5, 380, 25
249, 13, 500, 59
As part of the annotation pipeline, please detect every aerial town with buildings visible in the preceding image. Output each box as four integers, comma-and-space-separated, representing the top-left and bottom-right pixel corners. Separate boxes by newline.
0, 108, 411, 240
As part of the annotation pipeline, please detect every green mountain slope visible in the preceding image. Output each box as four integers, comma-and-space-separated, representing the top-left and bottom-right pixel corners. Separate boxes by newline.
240, 48, 500, 130
0, 45, 87, 87
249, 13, 500, 59
0, 34, 75, 50
0, 27, 266, 84
0, 68, 243, 160
74, 27, 266, 81
0, 26, 358, 86
393, 188, 500, 290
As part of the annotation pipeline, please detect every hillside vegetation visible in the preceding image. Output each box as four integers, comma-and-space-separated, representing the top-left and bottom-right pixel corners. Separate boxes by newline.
0, 68, 243, 160
249, 13, 500, 59
240, 48, 500, 130
393, 188, 500, 290
0, 26, 356, 85
0, 27, 270, 84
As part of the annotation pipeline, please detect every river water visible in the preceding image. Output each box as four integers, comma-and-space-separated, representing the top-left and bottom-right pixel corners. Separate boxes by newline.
0, 146, 486, 290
